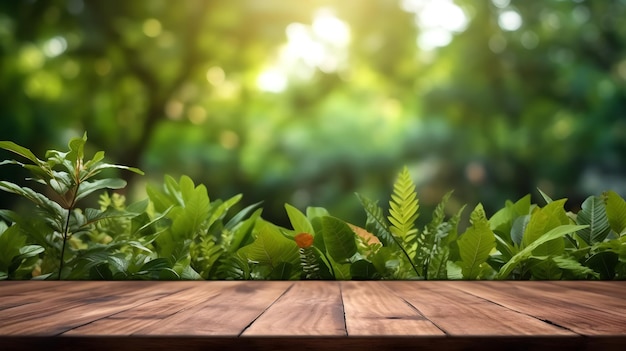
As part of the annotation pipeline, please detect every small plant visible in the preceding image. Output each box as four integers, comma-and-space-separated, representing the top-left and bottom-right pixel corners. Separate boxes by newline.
0, 133, 143, 279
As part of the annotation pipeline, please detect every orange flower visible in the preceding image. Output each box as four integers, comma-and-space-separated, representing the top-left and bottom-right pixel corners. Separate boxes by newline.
294, 232, 314, 248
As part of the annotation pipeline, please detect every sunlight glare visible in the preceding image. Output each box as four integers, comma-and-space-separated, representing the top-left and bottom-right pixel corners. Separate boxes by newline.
498, 10, 522, 31
402, 0, 469, 51
257, 69, 287, 93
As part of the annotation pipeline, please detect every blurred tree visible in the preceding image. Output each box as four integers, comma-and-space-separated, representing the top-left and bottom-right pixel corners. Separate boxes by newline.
1, 0, 625, 226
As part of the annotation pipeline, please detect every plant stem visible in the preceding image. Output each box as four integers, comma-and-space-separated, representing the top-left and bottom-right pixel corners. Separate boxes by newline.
58, 191, 79, 280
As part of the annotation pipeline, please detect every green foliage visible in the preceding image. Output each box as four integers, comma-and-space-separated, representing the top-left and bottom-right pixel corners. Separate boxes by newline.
0, 134, 143, 279
456, 204, 495, 279
1, 135, 625, 281
576, 196, 611, 245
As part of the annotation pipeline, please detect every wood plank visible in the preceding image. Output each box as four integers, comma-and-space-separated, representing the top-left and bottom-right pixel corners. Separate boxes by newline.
138, 281, 292, 335
390, 281, 576, 336
452, 281, 626, 336
243, 281, 346, 336
340, 281, 444, 336
544, 281, 626, 301
0, 282, 185, 335
63, 281, 239, 335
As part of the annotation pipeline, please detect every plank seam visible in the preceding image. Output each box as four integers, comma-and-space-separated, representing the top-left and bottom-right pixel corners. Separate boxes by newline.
237, 283, 295, 337
450, 286, 581, 336
338, 282, 348, 336
61, 286, 196, 336
377, 282, 449, 335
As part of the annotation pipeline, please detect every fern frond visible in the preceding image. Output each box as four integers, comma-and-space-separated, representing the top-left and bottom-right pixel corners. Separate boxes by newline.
357, 192, 420, 277
356, 193, 394, 247
299, 247, 321, 279
388, 167, 419, 240
190, 237, 224, 279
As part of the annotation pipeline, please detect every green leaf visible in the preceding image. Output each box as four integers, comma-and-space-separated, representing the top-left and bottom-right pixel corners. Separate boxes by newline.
510, 215, 530, 246
171, 180, 210, 239
388, 166, 419, 239
228, 208, 263, 253
0, 141, 46, 167
576, 196, 611, 245
604, 191, 626, 236
0, 225, 26, 269
88, 163, 144, 177
537, 188, 554, 205
320, 216, 357, 262
285, 203, 314, 235
522, 199, 568, 256
552, 256, 599, 279
496, 224, 588, 279
489, 194, 531, 242
585, 251, 619, 280
457, 204, 495, 279
356, 193, 394, 247
238, 222, 299, 269
66, 133, 87, 163
75, 178, 127, 202
350, 259, 379, 280
306, 207, 329, 222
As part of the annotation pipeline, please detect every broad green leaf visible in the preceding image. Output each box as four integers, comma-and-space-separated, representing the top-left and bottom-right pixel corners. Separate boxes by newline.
489, 194, 531, 241
238, 222, 299, 269
552, 256, 599, 279
604, 191, 626, 236
171, 181, 210, 239
16, 245, 44, 261
585, 251, 619, 280
147, 183, 175, 213
321, 216, 357, 262
350, 259, 378, 280
527, 257, 562, 280
306, 206, 329, 221
537, 188, 554, 205
0, 141, 45, 167
0, 225, 25, 269
496, 224, 587, 279
66, 133, 87, 163
285, 203, 314, 235
207, 194, 242, 231
510, 215, 530, 246
75, 178, 127, 202
576, 196, 611, 245
270, 262, 295, 280
225, 201, 262, 230
228, 208, 263, 253
522, 199, 568, 256
457, 203, 495, 279
83, 150, 105, 170
0, 181, 66, 226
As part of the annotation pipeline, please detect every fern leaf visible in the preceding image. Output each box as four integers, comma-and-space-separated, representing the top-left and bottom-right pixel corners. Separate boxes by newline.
356, 193, 394, 247
388, 167, 419, 240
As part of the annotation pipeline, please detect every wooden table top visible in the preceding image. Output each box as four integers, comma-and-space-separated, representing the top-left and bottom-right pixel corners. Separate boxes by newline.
0, 281, 625, 350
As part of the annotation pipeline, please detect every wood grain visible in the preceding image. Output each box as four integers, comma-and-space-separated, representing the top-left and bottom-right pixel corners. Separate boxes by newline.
242, 281, 345, 336
390, 281, 575, 336
136, 281, 291, 335
0, 281, 625, 350
341, 281, 444, 336
451, 281, 626, 335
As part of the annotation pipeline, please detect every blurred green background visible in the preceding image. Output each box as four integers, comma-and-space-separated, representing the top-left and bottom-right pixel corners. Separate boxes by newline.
1, 0, 625, 227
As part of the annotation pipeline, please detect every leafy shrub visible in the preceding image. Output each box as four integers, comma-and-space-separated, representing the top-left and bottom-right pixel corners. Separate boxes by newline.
1, 135, 624, 280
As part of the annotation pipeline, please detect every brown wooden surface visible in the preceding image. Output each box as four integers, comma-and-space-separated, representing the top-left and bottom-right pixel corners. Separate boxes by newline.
0, 281, 625, 350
